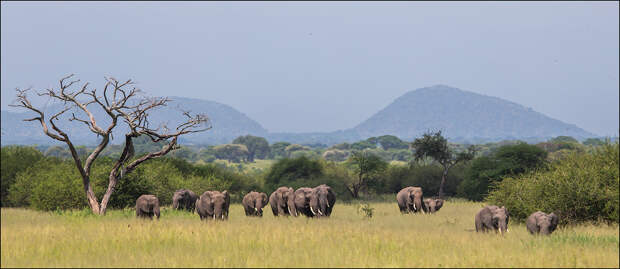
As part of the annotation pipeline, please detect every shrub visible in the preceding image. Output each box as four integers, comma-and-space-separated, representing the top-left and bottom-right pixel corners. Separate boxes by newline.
8, 158, 86, 210
264, 156, 323, 190
485, 143, 619, 224
457, 143, 547, 201
1, 145, 44, 206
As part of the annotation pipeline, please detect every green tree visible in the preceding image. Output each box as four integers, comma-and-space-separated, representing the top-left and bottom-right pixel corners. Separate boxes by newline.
322, 149, 350, 162
345, 150, 388, 199
270, 142, 291, 159
232, 135, 270, 162
44, 145, 72, 159
329, 142, 351, 150
351, 140, 377, 151
458, 143, 547, 201
583, 138, 606, 146
213, 144, 250, 163
1, 146, 44, 206
263, 156, 323, 189
411, 131, 476, 198
376, 135, 409, 150
284, 144, 310, 157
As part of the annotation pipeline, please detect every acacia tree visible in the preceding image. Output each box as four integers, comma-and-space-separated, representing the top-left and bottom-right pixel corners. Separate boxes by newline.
11, 74, 210, 215
345, 150, 387, 199
411, 131, 476, 198
232, 135, 270, 162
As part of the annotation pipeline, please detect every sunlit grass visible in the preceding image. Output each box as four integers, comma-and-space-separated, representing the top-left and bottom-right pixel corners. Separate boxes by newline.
2, 201, 618, 267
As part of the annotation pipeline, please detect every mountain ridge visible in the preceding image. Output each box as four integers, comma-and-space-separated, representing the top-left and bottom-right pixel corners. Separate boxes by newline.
1, 85, 596, 145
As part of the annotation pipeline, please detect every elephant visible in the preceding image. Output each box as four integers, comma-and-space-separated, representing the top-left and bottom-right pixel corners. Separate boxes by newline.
242, 191, 268, 217
396, 187, 427, 214
309, 184, 336, 218
423, 198, 444, 214
293, 187, 315, 217
196, 190, 230, 221
526, 211, 559, 235
269, 186, 297, 217
475, 205, 509, 234
135, 194, 160, 220
172, 189, 198, 212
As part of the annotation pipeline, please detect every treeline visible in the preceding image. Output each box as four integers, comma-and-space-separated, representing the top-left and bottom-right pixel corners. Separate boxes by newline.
1, 135, 617, 224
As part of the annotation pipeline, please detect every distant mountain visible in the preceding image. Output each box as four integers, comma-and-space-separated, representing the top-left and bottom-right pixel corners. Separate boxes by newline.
349, 85, 595, 142
1, 96, 267, 145
1, 86, 598, 146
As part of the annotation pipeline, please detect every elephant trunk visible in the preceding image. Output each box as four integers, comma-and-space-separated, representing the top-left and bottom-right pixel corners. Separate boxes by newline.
414, 199, 423, 213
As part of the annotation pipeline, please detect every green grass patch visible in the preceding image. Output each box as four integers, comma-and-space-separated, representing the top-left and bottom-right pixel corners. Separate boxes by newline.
2, 201, 618, 267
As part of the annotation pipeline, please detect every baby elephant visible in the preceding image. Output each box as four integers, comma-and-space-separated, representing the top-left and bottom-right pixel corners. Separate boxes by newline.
136, 194, 160, 220
475, 205, 509, 234
242, 191, 268, 217
423, 198, 444, 213
526, 211, 559, 235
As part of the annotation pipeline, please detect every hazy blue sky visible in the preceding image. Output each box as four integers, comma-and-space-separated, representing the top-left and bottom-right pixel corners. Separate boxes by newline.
1, 2, 618, 135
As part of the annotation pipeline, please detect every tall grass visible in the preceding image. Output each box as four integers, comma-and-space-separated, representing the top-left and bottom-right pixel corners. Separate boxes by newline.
2, 201, 618, 267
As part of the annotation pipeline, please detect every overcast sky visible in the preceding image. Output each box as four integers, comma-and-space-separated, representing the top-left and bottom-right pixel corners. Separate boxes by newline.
1, 1, 618, 136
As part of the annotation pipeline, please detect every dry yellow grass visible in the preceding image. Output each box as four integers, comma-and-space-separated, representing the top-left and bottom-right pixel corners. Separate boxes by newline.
2, 201, 618, 267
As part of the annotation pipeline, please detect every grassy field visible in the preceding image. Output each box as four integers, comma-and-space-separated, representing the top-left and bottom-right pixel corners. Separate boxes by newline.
2, 201, 618, 268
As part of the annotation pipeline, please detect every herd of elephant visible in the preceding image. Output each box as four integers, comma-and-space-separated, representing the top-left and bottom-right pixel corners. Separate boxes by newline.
135, 185, 559, 236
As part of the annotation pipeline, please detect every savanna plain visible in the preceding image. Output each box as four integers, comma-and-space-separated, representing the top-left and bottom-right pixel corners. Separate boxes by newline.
2, 200, 618, 268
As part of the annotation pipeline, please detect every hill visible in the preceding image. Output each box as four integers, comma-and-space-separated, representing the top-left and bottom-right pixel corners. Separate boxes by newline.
348, 85, 595, 143
1, 86, 597, 146
1, 96, 267, 145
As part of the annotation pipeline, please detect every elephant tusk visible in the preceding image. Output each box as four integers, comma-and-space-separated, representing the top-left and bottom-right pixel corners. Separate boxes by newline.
222, 215, 225, 220
317, 209, 323, 216
413, 204, 417, 211
499, 228, 502, 235
288, 206, 293, 215
310, 206, 317, 216
254, 207, 258, 212
213, 214, 215, 220
507, 228, 509, 233
327, 201, 330, 208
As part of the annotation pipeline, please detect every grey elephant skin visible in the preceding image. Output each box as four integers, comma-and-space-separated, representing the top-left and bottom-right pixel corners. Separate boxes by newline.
475, 205, 509, 234
293, 187, 315, 217
242, 191, 268, 217
423, 198, 444, 213
196, 190, 230, 221
135, 194, 160, 220
309, 184, 336, 218
269, 186, 297, 217
172, 189, 198, 212
526, 211, 559, 235
397, 187, 426, 214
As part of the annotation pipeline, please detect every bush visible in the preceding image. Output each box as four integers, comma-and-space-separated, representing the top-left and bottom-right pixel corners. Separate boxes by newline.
457, 143, 547, 201
264, 156, 323, 190
8, 158, 87, 210
1, 145, 44, 206
485, 143, 619, 224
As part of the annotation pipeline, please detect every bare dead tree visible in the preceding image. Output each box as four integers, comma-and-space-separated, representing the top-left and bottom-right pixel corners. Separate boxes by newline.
11, 74, 210, 215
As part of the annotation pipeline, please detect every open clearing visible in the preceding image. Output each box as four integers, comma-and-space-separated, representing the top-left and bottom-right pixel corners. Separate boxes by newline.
2, 201, 618, 267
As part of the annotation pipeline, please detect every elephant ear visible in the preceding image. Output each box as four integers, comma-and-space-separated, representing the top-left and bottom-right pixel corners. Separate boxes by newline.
406, 191, 414, 204
549, 213, 559, 231
261, 193, 268, 205
222, 190, 230, 204
435, 199, 444, 210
